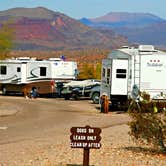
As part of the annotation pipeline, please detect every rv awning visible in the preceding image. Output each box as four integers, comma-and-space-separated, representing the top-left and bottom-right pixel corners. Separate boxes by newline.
108, 50, 131, 59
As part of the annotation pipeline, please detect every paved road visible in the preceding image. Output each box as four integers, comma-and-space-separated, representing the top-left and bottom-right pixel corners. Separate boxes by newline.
0, 96, 130, 164
0, 97, 89, 142
0, 96, 129, 143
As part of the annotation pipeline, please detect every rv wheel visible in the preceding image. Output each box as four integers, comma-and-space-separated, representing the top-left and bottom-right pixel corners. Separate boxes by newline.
64, 94, 71, 100
92, 92, 100, 104
71, 93, 80, 100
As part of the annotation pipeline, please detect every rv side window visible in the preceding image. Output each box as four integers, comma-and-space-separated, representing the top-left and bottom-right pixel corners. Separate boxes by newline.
116, 69, 126, 73
107, 78, 109, 84
107, 68, 110, 77
116, 69, 126, 79
17, 67, 21, 72
102, 68, 106, 77
129, 69, 132, 79
0, 66, 7, 75
40, 67, 47, 76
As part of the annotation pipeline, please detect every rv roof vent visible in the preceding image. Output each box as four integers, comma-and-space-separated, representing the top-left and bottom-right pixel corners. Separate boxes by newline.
138, 45, 154, 52
17, 57, 31, 60
49, 58, 61, 61
30, 57, 36, 60
121, 46, 129, 49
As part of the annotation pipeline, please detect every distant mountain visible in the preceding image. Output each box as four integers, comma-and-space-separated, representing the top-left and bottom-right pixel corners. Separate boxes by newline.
0, 7, 57, 20
80, 12, 166, 48
0, 7, 128, 50
80, 12, 164, 28
115, 21, 166, 48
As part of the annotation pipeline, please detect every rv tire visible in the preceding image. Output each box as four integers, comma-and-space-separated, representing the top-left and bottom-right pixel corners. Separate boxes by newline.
71, 93, 80, 100
64, 94, 71, 100
92, 92, 100, 104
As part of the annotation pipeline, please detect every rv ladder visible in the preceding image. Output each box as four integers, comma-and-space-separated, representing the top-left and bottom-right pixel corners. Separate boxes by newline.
134, 54, 141, 89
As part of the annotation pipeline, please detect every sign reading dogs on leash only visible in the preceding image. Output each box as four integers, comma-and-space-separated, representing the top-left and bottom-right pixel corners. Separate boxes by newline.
70, 125, 101, 148
70, 125, 102, 166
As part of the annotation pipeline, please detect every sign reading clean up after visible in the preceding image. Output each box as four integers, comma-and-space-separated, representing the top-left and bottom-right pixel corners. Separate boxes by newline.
70, 126, 101, 149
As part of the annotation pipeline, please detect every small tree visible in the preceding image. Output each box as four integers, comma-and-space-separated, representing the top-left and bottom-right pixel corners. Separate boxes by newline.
0, 22, 14, 59
128, 100, 166, 152
78, 63, 95, 80
95, 62, 102, 80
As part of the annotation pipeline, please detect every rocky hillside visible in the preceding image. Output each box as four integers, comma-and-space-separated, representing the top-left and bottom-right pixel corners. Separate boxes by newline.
0, 7, 128, 50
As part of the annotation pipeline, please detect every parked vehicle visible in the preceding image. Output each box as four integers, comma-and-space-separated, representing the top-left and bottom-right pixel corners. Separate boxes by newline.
90, 84, 100, 104
101, 45, 166, 106
0, 57, 78, 96
61, 79, 100, 100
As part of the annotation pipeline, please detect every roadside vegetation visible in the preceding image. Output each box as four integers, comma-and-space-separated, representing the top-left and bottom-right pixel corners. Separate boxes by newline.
128, 93, 166, 153
0, 22, 15, 59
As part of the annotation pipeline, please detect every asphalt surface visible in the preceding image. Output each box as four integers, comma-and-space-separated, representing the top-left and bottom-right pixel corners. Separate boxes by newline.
0, 95, 130, 164
0, 95, 129, 143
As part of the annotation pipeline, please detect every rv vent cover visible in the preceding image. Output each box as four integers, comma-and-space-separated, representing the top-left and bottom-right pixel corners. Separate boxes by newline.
49, 58, 61, 61
138, 45, 154, 52
17, 57, 31, 60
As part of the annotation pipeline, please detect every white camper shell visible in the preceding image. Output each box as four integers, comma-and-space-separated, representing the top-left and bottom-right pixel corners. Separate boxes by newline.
0, 57, 78, 95
101, 45, 166, 105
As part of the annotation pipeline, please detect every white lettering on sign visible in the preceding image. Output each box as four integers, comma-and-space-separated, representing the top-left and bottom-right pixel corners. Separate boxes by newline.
87, 136, 97, 141
88, 128, 94, 133
70, 126, 101, 149
70, 142, 88, 148
88, 143, 101, 148
70, 142, 101, 148
73, 135, 86, 141
72, 135, 97, 141
76, 128, 87, 133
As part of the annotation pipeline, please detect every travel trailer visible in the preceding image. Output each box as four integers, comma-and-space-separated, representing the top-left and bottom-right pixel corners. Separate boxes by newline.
0, 57, 78, 96
101, 45, 166, 106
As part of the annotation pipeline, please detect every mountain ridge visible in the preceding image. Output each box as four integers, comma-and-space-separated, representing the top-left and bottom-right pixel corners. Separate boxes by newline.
0, 7, 60, 19
0, 7, 128, 50
79, 12, 166, 48
80, 12, 165, 28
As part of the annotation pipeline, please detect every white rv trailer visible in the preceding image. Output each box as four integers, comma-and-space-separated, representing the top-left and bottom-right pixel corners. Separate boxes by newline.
101, 45, 166, 105
0, 57, 78, 95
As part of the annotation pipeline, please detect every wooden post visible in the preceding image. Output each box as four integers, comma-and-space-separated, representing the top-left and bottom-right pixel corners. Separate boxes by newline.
83, 148, 89, 166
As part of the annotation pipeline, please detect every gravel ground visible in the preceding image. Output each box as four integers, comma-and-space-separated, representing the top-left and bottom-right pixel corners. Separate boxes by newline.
1, 122, 166, 166
0, 97, 166, 166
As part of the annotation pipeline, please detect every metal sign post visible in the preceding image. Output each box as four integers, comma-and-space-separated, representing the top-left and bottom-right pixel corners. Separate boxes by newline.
70, 125, 102, 166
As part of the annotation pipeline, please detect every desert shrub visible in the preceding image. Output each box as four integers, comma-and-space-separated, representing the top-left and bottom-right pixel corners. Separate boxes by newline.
128, 100, 166, 152
0, 21, 15, 59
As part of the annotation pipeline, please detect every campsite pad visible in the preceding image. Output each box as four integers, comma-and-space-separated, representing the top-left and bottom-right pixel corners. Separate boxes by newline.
0, 102, 19, 116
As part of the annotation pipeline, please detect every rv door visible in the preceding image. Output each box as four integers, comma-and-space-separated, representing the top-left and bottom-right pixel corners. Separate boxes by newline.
111, 59, 128, 95
21, 63, 27, 83
100, 59, 112, 98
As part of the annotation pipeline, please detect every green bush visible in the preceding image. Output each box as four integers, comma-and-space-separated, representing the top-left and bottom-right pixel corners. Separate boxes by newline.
128, 100, 166, 152
0, 21, 15, 59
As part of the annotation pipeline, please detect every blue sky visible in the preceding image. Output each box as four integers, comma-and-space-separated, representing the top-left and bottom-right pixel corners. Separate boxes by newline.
0, 0, 166, 19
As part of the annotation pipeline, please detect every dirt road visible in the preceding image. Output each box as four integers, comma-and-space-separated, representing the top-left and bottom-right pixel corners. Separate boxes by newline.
0, 96, 165, 165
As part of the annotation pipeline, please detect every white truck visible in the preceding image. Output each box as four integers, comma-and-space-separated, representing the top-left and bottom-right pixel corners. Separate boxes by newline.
0, 57, 78, 96
101, 45, 166, 106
